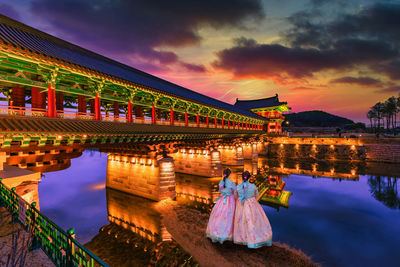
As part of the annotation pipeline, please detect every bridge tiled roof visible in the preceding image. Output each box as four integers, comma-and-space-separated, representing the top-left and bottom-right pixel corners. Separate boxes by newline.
234, 94, 288, 110
0, 15, 264, 120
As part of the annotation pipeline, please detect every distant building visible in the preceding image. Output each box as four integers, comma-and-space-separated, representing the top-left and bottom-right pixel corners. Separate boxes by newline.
234, 94, 291, 133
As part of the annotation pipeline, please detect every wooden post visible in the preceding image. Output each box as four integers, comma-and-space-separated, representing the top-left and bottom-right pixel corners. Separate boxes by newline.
170, 108, 174, 125
185, 111, 188, 126
56, 92, 63, 112
95, 92, 101, 120
206, 115, 209, 128
78, 95, 87, 114
196, 114, 199, 127
127, 100, 132, 123
113, 101, 119, 120
152, 105, 156, 124
47, 84, 56, 118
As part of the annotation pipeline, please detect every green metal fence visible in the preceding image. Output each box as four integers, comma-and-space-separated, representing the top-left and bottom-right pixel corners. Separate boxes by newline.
0, 178, 108, 267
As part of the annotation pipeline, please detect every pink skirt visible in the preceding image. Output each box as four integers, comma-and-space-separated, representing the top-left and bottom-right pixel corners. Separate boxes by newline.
206, 194, 236, 243
233, 197, 272, 248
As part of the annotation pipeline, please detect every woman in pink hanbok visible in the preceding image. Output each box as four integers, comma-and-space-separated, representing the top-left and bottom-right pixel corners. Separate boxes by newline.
206, 168, 236, 244
233, 171, 272, 248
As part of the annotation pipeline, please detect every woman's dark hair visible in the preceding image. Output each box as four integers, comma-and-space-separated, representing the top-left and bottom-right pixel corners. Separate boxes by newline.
223, 168, 232, 188
242, 171, 251, 182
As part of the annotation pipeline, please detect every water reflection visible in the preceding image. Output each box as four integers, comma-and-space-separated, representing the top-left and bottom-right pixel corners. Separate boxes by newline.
368, 176, 399, 209
85, 188, 196, 266
3, 148, 400, 266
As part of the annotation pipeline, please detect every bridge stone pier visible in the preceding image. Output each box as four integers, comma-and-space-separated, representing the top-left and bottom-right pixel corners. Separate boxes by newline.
218, 145, 244, 166
106, 154, 176, 201
171, 147, 222, 177
242, 142, 259, 160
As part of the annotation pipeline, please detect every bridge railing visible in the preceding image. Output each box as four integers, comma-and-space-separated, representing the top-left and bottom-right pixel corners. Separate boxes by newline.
0, 105, 264, 131
0, 179, 108, 267
0, 105, 47, 117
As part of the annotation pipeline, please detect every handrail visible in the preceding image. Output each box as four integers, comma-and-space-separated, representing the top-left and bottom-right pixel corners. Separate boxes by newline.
0, 105, 263, 131
0, 179, 108, 267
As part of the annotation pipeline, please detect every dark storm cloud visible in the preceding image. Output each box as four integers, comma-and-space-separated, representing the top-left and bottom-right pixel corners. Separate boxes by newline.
213, 2, 400, 82
373, 60, 400, 80
330, 76, 382, 86
213, 37, 397, 79
285, 3, 400, 49
29, 0, 264, 71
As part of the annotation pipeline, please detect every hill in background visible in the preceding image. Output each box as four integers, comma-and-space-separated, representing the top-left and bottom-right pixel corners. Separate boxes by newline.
285, 110, 354, 127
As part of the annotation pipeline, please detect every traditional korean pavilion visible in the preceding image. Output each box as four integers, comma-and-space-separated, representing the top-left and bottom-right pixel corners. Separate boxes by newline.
234, 94, 291, 133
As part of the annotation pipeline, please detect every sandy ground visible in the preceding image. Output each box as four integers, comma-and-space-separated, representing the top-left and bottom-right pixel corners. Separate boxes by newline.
0, 207, 54, 267
155, 200, 319, 267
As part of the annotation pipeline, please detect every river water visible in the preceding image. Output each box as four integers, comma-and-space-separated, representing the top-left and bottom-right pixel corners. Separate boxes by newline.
35, 150, 399, 267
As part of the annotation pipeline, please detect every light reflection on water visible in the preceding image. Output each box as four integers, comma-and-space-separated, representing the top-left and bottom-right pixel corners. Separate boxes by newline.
36, 150, 400, 267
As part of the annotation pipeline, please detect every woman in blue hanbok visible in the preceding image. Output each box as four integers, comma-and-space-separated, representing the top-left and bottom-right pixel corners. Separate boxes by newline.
233, 171, 272, 248
206, 168, 236, 244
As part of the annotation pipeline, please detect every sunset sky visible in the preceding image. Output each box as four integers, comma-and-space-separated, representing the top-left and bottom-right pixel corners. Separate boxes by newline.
0, 0, 399, 122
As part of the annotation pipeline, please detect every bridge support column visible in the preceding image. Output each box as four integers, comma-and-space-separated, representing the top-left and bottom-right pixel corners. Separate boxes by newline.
31, 86, 42, 110
95, 92, 101, 120
210, 149, 223, 177
184, 111, 188, 126
56, 92, 63, 112
158, 156, 176, 200
127, 100, 132, 123
152, 105, 156, 124
12, 86, 25, 108
47, 84, 56, 118
113, 101, 119, 120
135, 105, 143, 120
89, 99, 94, 115
78, 95, 86, 114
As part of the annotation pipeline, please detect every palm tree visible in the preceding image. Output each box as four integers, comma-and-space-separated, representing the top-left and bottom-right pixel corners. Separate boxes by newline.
372, 102, 384, 132
384, 97, 397, 131
367, 109, 376, 130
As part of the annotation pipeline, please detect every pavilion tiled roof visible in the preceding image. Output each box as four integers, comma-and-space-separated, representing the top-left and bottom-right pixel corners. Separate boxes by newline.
0, 14, 264, 120
234, 94, 288, 110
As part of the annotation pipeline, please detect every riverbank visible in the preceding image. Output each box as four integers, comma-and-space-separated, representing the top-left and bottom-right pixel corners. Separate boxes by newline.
155, 200, 318, 267
0, 207, 53, 267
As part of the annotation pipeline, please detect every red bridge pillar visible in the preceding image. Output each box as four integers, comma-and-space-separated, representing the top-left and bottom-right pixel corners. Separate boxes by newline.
152, 105, 156, 124
94, 92, 101, 120
31, 86, 42, 110
78, 95, 87, 114
113, 101, 119, 120
127, 100, 132, 123
56, 92, 63, 112
12, 86, 25, 107
47, 84, 56, 118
